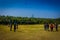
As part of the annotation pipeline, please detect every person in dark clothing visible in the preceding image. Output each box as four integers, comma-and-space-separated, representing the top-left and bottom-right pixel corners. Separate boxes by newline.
44, 23, 49, 31
14, 20, 18, 32
16, 21, 18, 29
9, 20, 12, 31
44, 23, 47, 31
46, 23, 49, 31
55, 23, 58, 31
14, 20, 17, 32
16, 23, 18, 29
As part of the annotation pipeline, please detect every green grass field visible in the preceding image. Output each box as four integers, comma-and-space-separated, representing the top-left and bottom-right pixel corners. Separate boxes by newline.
0, 24, 60, 40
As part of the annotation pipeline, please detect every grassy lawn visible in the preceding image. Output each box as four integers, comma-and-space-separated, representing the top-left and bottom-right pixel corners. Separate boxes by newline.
0, 24, 60, 40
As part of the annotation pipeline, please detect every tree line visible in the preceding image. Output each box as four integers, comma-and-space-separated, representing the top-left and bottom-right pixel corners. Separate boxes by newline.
0, 15, 60, 25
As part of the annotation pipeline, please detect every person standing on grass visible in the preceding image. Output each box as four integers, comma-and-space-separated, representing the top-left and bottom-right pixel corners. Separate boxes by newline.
9, 20, 12, 31
46, 23, 49, 31
14, 20, 18, 32
44, 23, 49, 31
16, 21, 18, 29
14, 20, 16, 32
50, 23, 54, 31
44, 23, 47, 31
55, 23, 58, 31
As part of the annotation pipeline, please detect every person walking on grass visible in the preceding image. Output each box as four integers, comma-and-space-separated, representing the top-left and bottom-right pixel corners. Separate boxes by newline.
55, 23, 58, 31
50, 23, 54, 31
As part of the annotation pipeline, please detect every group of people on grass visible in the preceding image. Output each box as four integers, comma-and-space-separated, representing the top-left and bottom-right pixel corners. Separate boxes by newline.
9, 20, 18, 32
9, 20, 58, 32
44, 23, 58, 31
